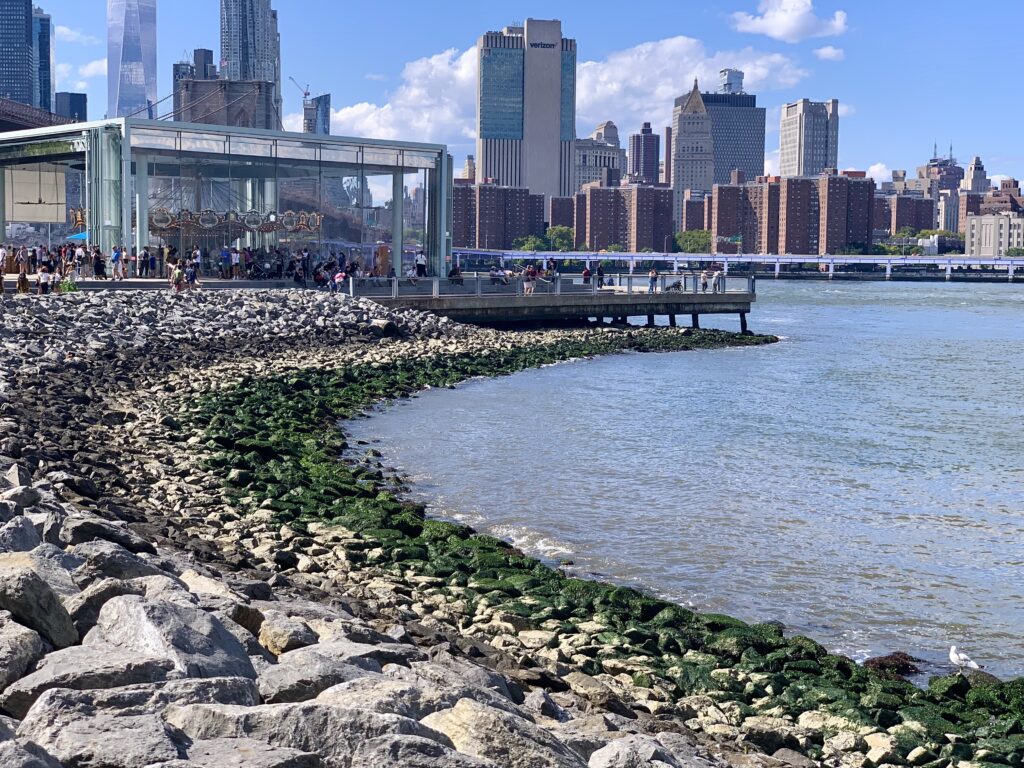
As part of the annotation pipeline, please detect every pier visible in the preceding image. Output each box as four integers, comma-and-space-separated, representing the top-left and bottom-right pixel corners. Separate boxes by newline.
353, 273, 755, 329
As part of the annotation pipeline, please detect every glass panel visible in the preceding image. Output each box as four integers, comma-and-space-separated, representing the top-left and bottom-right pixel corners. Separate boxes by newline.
130, 129, 178, 151
402, 150, 439, 170
320, 144, 360, 165
276, 140, 318, 161
228, 137, 274, 158
179, 134, 228, 155
363, 148, 401, 169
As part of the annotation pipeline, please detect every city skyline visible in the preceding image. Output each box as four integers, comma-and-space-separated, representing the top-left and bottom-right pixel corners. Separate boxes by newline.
24, 0, 1024, 184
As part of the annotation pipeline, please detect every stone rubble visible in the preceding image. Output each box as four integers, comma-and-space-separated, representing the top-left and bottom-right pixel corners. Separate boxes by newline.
0, 289, 990, 768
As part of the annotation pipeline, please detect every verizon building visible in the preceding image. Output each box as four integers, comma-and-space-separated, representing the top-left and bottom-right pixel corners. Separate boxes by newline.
476, 19, 577, 205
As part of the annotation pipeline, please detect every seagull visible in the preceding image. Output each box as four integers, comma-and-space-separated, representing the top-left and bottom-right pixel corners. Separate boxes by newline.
949, 645, 982, 672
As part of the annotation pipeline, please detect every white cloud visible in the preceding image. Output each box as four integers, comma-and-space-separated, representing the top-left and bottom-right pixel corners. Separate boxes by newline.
990, 174, 1011, 187
866, 163, 890, 184
732, 0, 847, 43
55, 62, 72, 87
313, 36, 807, 161
282, 113, 303, 132
576, 37, 807, 132
765, 148, 781, 175
813, 45, 844, 61
364, 73, 388, 82
78, 59, 107, 78
837, 103, 855, 117
73, 80, 89, 91
56, 25, 99, 45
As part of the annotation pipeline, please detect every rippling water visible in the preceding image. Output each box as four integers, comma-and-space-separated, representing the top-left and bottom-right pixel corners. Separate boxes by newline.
351, 282, 1024, 678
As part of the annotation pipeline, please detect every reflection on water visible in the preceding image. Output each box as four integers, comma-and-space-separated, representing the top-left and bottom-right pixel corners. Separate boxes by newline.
351, 282, 1024, 678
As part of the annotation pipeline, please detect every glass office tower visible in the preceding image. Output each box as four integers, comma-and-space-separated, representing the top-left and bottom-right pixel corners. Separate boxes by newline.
107, 0, 157, 118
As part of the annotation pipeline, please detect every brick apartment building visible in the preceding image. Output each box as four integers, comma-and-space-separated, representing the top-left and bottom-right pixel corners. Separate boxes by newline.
710, 170, 874, 255
451, 182, 547, 249
571, 182, 675, 251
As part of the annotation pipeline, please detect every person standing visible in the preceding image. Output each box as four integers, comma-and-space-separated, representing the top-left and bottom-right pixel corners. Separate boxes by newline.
415, 250, 427, 278
648, 267, 659, 295
110, 244, 122, 280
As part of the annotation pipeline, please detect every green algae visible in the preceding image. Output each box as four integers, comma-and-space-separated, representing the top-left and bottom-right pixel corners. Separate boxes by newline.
180, 327, 1022, 759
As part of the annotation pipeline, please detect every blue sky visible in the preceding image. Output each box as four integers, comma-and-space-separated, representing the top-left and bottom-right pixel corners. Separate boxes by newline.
44, 0, 1024, 184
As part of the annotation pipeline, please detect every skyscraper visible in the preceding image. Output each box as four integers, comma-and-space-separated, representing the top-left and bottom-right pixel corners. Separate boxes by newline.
303, 93, 330, 135
628, 123, 660, 185
960, 156, 990, 193
107, 0, 157, 118
779, 98, 839, 177
0, 0, 35, 107
476, 18, 577, 204
32, 6, 53, 111
55, 91, 87, 121
220, 0, 281, 126
702, 69, 765, 185
671, 79, 714, 226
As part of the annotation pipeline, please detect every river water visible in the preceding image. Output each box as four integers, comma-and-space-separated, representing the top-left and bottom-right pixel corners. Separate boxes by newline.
351, 281, 1024, 678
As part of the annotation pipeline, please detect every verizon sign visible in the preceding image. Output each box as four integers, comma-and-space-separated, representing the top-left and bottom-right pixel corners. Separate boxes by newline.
529, 42, 556, 49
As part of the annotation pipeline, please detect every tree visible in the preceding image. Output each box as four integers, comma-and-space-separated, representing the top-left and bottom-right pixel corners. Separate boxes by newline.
895, 226, 918, 239
675, 230, 712, 254
546, 225, 575, 252
605, 244, 625, 252
513, 235, 548, 251
1007, 247, 1024, 257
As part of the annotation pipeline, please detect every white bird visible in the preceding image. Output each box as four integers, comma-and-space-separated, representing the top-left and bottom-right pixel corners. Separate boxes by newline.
949, 645, 981, 671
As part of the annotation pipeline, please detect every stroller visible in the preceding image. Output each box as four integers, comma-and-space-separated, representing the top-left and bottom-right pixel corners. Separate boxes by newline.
665, 279, 684, 293
249, 261, 270, 279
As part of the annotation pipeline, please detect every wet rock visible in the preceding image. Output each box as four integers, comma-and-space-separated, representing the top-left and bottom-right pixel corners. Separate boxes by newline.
863, 652, 923, 678
0, 643, 176, 718
86, 595, 257, 679
421, 698, 587, 768
0, 566, 78, 649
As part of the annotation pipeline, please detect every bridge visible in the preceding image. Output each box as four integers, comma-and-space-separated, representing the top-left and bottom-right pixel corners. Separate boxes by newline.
453, 249, 1024, 281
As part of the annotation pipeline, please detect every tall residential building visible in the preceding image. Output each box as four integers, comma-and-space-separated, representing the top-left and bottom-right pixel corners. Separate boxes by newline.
476, 19, 577, 204
572, 182, 674, 252
662, 126, 672, 185
628, 123, 660, 185
779, 98, 839, 177
451, 182, 546, 250
32, 6, 52, 110
54, 91, 87, 120
671, 79, 714, 226
107, 0, 157, 118
220, 0, 280, 126
703, 69, 765, 185
303, 93, 330, 134
0, 0, 34, 106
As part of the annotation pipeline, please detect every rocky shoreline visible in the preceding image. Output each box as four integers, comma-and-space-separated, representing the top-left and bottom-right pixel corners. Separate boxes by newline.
0, 290, 1020, 768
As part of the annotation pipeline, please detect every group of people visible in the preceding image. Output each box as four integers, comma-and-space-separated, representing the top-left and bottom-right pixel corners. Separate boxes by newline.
0, 242, 159, 295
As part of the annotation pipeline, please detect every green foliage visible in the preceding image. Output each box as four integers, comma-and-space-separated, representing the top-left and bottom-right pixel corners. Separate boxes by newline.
546, 225, 575, 252
58, 278, 79, 293
1006, 247, 1024, 257
605, 243, 625, 252
895, 226, 919, 238
675, 229, 712, 254
513, 235, 549, 251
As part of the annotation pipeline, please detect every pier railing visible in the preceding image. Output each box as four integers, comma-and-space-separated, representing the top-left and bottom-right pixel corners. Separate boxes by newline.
347, 273, 755, 300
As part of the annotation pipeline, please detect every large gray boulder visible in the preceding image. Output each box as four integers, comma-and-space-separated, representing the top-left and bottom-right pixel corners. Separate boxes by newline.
57, 510, 156, 554
185, 738, 323, 768
17, 678, 259, 720
0, 566, 78, 649
259, 655, 376, 704
71, 540, 167, 585
164, 702, 452, 768
0, 611, 45, 693
318, 672, 522, 721
258, 610, 318, 656
421, 698, 587, 768
0, 741, 63, 768
404, 655, 516, 703
0, 643, 176, 719
0, 486, 41, 512
0, 546, 82, 599
278, 639, 424, 672
63, 577, 145, 636
17, 698, 183, 768
86, 596, 257, 679
0, 517, 41, 553
587, 735, 686, 768
350, 735, 498, 768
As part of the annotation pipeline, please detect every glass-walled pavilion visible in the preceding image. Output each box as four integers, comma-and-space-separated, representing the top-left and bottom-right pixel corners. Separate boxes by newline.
0, 118, 452, 274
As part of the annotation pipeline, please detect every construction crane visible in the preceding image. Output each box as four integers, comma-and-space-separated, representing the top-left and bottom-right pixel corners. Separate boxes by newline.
289, 77, 310, 100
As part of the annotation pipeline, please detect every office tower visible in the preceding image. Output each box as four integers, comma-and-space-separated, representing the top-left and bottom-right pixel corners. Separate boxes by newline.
54, 91, 87, 120
476, 18, 577, 203
172, 59, 194, 85
108, 0, 157, 118
32, 6, 52, 110
303, 93, 330, 134
779, 98, 839, 177
220, 0, 281, 125
671, 79, 714, 226
574, 121, 623, 192
628, 122, 660, 185
703, 69, 765, 185
961, 156, 990, 193
463, 155, 476, 182
194, 47, 216, 79
0, 0, 35, 107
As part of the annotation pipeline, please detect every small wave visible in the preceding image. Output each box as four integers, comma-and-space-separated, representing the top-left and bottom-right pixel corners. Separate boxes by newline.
488, 524, 575, 559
